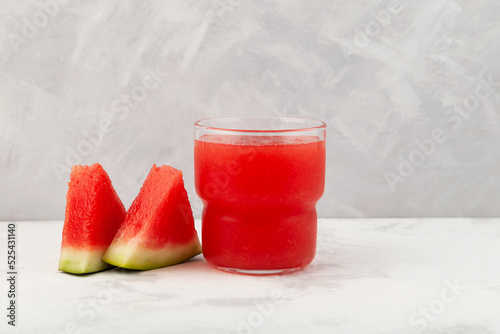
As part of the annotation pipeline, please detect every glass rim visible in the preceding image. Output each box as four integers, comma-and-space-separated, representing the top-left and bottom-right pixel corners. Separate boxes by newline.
194, 116, 326, 133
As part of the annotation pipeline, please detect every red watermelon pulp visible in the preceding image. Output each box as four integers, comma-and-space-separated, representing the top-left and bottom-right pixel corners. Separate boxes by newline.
103, 164, 202, 270
59, 164, 126, 274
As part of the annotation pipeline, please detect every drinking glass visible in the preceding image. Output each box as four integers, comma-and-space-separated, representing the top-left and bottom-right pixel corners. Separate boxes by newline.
194, 117, 326, 274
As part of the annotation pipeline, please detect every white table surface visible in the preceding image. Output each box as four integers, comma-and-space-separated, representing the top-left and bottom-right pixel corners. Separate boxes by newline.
0, 218, 499, 334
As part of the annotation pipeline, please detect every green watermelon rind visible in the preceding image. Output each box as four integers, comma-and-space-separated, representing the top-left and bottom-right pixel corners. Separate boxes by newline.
102, 237, 202, 270
59, 247, 114, 274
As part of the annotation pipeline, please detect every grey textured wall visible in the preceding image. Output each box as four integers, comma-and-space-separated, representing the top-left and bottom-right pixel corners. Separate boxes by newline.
1, 0, 500, 220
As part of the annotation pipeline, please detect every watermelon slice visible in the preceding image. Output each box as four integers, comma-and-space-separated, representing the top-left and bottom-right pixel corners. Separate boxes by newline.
59, 164, 126, 274
103, 164, 202, 270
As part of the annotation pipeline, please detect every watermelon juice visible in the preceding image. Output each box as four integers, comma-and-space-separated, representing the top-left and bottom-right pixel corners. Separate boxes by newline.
194, 117, 326, 274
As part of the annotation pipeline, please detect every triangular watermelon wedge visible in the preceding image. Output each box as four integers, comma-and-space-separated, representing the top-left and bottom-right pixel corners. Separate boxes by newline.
103, 164, 202, 270
59, 164, 126, 274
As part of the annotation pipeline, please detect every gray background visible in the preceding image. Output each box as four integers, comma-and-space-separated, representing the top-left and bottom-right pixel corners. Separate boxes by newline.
1, 0, 499, 220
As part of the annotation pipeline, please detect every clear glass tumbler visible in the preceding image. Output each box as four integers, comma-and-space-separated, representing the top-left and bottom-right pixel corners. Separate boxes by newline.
194, 117, 326, 274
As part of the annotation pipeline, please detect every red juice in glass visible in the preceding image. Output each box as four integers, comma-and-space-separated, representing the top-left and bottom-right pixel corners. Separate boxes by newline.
194, 117, 326, 274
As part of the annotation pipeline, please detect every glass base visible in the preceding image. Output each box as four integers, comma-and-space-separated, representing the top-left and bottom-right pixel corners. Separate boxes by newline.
216, 266, 303, 275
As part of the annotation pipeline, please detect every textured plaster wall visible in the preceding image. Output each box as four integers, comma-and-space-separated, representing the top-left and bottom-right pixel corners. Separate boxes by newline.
1, 0, 500, 220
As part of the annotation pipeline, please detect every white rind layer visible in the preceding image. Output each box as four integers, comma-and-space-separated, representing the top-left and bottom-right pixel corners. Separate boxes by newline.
59, 247, 113, 274
102, 237, 202, 270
